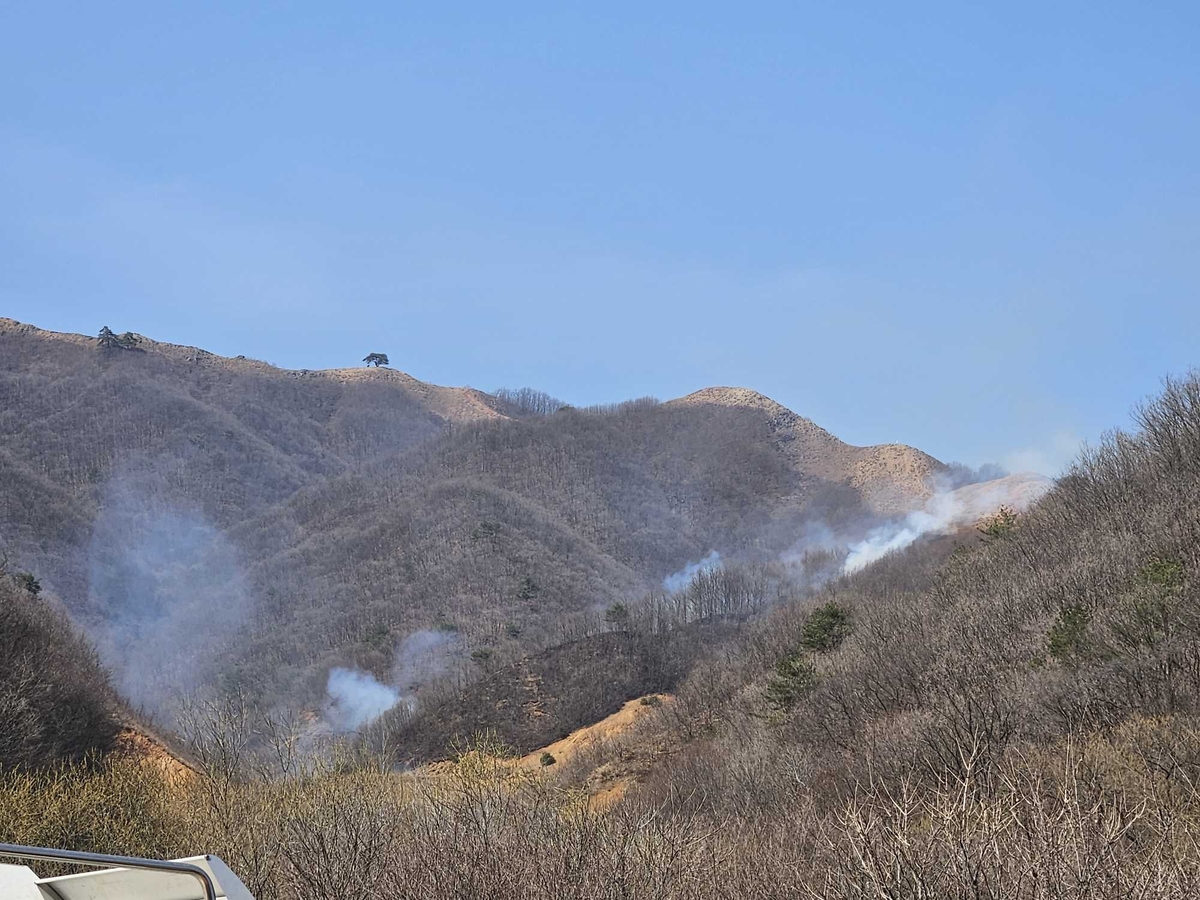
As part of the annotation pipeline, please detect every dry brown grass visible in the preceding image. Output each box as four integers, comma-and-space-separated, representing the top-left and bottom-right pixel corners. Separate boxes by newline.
7, 723, 1200, 899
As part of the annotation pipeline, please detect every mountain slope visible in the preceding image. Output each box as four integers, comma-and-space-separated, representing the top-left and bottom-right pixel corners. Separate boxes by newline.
0, 572, 121, 770
669, 387, 943, 513
0, 318, 507, 592
0, 319, 947, 715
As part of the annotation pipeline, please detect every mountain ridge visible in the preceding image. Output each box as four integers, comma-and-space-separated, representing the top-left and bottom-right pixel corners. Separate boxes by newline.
2, 319, 941, 499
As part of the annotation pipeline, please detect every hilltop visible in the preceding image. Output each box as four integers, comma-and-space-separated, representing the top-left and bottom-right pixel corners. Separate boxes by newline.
670, 386, 944, 513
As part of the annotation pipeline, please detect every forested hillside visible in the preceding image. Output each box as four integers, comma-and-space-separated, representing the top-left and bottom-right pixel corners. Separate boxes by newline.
0, 568, 120, 770
0, 318, 949, 719
5, 356, 1200, 898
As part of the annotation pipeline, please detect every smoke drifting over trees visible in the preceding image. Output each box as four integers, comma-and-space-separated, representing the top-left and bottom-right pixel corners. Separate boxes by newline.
662, 551, 722, 592
323, 629, 460, 732
842, 472, 1051, 572
86, 470, 258, 721
325, 668, 400, 731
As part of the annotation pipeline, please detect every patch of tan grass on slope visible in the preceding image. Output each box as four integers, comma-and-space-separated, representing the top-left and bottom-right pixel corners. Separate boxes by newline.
321, 367, 508, 422
111, 727, 197, 784
848, 443, 944, 514
515, 694, 673, 771
420, 694, 674, 810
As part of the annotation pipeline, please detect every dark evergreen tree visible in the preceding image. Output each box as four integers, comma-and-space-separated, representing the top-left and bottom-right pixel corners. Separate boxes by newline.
97, 326, 140, 351
97, 326, 121, 350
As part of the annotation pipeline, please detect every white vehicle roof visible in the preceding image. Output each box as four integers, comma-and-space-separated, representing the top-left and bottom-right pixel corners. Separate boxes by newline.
0, 852, 253, 900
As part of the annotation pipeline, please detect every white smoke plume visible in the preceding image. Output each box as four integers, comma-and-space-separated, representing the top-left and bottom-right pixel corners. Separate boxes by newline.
664, 550, 722, 593
843, 514, 939, 573
322, 628, 459, 732
325, 668, 402, 731
843, 473, 1052, 574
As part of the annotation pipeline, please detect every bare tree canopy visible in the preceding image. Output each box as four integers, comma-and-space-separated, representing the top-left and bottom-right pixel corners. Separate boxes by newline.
493, 386, 566, 416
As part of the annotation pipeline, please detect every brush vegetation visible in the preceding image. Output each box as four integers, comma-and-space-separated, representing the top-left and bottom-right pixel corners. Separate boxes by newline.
0, 570, 120, 770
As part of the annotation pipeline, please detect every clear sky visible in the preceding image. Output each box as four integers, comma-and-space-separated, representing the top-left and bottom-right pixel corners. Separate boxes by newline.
3, 3, 1199, 473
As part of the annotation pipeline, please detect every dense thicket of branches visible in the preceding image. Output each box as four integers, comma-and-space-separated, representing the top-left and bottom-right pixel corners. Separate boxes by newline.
492, 386, 565, 416
613, 374, 1200, 821
0, 574, 120, 770
375, 620, 747, 764
227, 400, 840, 709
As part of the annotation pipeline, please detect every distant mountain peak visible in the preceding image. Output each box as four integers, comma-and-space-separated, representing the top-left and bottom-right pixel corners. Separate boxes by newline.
669, 384, 945, 514
670, 386, 798, 417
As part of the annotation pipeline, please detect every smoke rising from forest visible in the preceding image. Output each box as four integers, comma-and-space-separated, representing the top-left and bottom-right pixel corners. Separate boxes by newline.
86, 469, 256, 722
323, 629, 460, 732
325, 668, 401, 731
766, 466, 1053, 583
663, 551, 722, 593
843, 471, 1052, 573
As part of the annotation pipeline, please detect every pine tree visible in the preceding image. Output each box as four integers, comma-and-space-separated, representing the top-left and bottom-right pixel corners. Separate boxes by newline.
765, 652, 816, 713
97, 326, 121, 350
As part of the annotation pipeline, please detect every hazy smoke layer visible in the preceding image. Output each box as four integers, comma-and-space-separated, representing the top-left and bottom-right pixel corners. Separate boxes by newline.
87, 472, 255, 722
664, 551, 722, 593
843, 512, 941, 573
392, 628, 457, 690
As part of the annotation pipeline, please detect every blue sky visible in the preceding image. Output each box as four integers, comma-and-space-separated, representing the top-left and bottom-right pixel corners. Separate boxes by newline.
3, 3, 1199, 473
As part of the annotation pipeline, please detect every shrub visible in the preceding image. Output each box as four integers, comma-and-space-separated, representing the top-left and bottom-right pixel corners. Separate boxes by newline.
799, 601, 853, 652
605, 602, 630, 629
764, 652, 815, 713
1048, 603, 1092, 664
516, 576, 541, 601
978, 504, 1018, 540
1141, 556, 1185, 590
